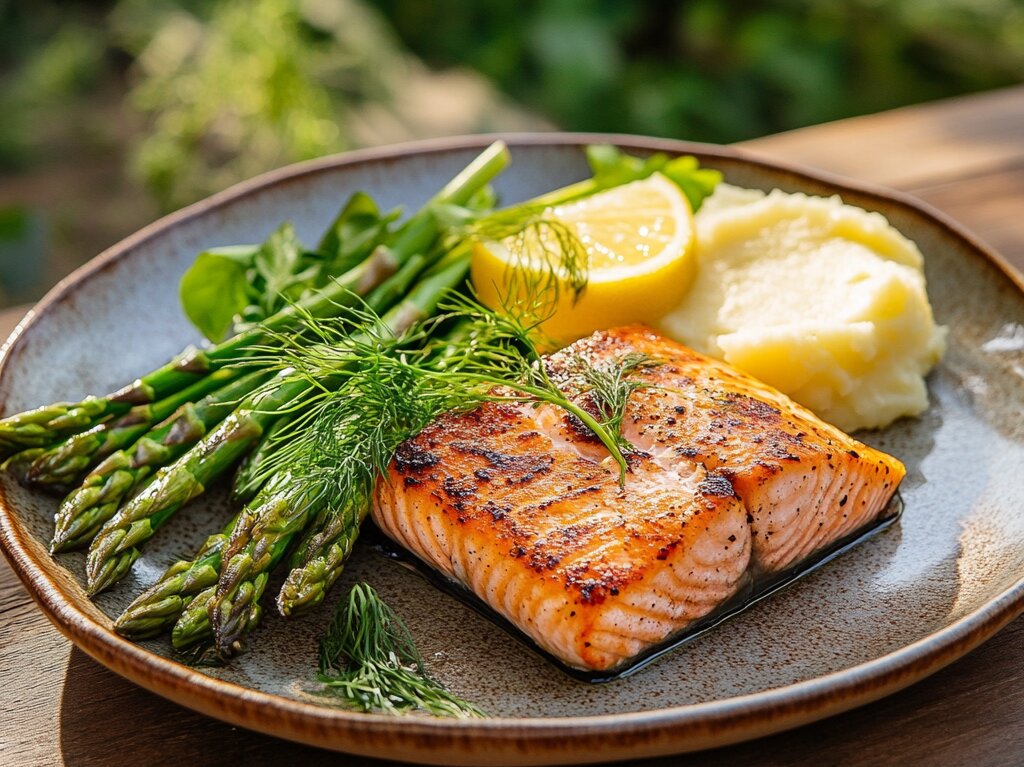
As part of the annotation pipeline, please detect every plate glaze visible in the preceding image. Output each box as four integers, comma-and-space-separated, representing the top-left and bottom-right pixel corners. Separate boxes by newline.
1, 135, 1022, 766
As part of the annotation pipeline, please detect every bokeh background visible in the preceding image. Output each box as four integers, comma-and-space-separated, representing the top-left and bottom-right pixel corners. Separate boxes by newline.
2, 0, 1023, 308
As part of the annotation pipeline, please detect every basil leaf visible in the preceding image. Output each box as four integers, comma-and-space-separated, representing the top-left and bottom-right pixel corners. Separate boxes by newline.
179, 245, 259, 342
178, 192, 405, 342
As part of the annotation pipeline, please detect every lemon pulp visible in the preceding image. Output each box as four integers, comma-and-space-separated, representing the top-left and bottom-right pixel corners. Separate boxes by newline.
471, 173, 696, 347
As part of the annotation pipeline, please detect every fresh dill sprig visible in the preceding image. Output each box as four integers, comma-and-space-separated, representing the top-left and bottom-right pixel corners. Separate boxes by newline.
570, 351, 660, 456
467, 215, 590, 309
247, 288, 642, 495
460, 146, 724, 319
243, 308, 444, 493
318, 583, 485, 718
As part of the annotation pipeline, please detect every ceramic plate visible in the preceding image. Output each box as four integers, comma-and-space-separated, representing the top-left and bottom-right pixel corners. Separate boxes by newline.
1, 135, 1023, 766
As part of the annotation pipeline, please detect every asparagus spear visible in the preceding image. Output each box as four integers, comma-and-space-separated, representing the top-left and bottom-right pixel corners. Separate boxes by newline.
50, 370, 271, 553
0, 398, 111, 454
202, 255, 473, 655
230, 415, 291, 505
0, 140, 510, 457
1, 448, 45, 481
114, 514, 239, 639
86, 251, 474, 595
171, 585, 217, 651
23, 368, 243, 490
209, 472, 324, 655
277, 503, 365, 617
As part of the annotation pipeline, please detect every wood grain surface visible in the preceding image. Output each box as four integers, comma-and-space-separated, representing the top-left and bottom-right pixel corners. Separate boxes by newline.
3, 86, 1024, 767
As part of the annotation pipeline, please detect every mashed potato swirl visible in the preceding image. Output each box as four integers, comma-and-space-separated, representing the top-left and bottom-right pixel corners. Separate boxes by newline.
659, 184, 946, 431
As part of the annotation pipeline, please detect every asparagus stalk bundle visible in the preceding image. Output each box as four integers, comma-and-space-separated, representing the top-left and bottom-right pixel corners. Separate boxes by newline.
87, 250, 472, 595
114, 514, 239, 640
106, 255, 468, 661
0, 142, 511, 459
34, 147, 508, 603
109, 249, 471, 651
21, 368, 244, 491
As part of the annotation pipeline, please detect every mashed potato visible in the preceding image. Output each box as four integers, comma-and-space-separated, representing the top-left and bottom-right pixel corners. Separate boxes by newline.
658, 184, 946, 431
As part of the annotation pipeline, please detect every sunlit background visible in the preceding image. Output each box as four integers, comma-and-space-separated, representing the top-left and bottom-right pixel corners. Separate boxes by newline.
1, 0, 1022, 308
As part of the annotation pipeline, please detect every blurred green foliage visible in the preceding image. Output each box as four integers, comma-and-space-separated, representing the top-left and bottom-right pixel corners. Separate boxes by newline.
369, 0, 1024, 142
0, 3, 109, 169
111, 0, 407, 209
1, 0, 1024, 216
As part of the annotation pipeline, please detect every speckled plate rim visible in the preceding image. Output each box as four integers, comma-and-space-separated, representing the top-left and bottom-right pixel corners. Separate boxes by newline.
1, 133, 1023, 766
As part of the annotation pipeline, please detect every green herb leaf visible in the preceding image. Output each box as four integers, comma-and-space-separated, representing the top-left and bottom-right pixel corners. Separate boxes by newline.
318, 583, 485, 718
585, 144, 722, 211
660, 154, 723, 212
585, 143, 666, 187
572, 351, 659, 455
318, 191, 401, 277
179, 244, 259, 342
251, 222, 322, 320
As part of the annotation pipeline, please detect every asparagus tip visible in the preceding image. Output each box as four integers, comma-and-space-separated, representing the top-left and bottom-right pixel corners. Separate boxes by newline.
86, 548, 138, 596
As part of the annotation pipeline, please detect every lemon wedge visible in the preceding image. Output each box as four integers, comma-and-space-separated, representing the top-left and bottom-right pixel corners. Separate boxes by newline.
471, 173, 696, 347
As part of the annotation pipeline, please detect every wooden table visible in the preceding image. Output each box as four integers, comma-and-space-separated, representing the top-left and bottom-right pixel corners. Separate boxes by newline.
3, 86, 1024, 766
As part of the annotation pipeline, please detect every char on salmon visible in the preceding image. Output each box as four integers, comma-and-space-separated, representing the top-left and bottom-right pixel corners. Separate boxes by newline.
371, 326, 905, 672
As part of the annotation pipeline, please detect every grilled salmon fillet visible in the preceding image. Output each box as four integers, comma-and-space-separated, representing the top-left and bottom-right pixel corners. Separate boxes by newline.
372, 326, 905, 672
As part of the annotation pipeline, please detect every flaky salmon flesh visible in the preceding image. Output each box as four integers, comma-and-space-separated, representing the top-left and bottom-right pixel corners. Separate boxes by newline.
372, 326, 905, 672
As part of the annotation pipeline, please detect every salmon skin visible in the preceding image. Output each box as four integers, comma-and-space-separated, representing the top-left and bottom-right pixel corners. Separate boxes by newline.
371, 326, 905, 672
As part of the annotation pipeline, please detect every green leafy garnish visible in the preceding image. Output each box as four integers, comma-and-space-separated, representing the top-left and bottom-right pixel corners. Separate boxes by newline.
179, 221, 321, 342
585, 144, 722, 211
318, 583, 485, 718
178, 243, 260, 343
571, 351, 660, 456
179, 192, 401, 342
317, 191, 401, 276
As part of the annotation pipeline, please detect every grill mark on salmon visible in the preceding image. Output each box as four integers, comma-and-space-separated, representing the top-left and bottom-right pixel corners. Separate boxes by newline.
372, 326, 905, 671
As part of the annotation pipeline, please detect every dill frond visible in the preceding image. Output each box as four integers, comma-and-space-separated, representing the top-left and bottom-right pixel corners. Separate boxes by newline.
243, 286, 649, 502
570, 351, 660, 456
469, 214, 590, 311
318, 583, 485, 718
